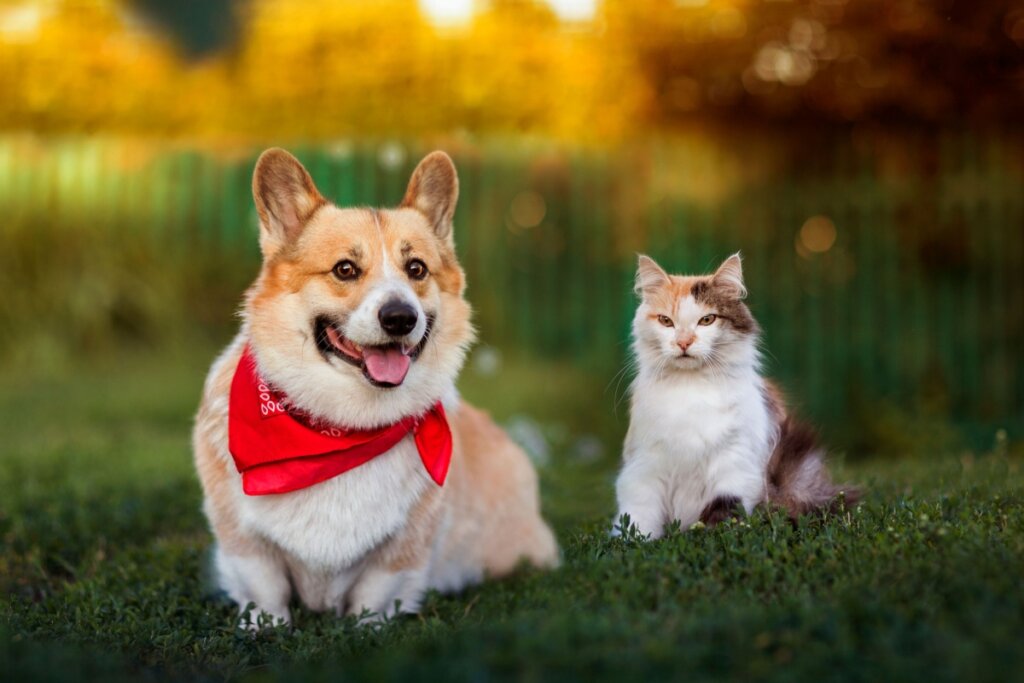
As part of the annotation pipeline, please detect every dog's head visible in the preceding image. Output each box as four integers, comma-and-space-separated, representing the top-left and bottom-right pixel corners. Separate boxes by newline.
243, 148, 474, 428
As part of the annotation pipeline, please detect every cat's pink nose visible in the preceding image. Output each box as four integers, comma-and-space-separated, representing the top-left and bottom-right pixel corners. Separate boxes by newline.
677, 335, 696, 352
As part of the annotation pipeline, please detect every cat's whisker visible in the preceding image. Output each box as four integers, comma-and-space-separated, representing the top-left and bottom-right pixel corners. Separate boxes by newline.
607, 358, 640, 415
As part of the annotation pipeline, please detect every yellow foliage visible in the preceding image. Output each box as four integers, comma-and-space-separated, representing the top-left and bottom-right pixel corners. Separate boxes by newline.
0, 0, 649, 142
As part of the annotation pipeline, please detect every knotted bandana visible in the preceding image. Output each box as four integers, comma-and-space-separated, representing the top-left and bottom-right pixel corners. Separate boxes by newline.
228, 348, 452, 495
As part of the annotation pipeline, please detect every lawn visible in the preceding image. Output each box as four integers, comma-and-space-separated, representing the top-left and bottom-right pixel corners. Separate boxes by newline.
1, 343, 1022, 682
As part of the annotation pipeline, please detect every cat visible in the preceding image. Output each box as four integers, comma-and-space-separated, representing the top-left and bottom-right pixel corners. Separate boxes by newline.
614, 253, 859, 538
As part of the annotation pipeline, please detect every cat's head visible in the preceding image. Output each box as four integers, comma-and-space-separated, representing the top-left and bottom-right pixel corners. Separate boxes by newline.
631, 253, 760, 374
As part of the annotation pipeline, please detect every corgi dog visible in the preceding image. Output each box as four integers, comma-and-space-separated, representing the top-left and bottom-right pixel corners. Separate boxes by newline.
615, 253, 859, 538
193, 149, 558, 625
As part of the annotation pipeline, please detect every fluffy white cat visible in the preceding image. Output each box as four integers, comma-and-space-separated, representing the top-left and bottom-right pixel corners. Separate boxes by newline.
614, 253, 858, 538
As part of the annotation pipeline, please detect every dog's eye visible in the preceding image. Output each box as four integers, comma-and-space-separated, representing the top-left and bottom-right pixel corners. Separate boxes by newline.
698, 314, 717, 326
405, 259, 428, 281
332, 260, 360, 281
657, 315, 674, 327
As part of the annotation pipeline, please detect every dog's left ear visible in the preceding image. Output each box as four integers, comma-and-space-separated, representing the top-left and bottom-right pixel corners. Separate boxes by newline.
401, 151, 459, 243
252, 148, 325, 258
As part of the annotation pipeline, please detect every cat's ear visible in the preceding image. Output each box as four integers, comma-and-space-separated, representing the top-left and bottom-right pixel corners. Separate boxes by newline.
712, 252, 747, 299
636, 254, 671, 297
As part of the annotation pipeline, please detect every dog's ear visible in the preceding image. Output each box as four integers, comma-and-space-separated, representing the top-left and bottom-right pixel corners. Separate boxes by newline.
401, 151, 459, 243
252, 148, 325, 258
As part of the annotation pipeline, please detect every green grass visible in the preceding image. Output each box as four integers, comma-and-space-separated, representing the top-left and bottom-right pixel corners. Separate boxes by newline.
1, 344, 1022, 682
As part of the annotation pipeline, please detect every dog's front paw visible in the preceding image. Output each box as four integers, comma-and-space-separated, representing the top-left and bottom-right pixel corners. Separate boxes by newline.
237, 603, 291, 632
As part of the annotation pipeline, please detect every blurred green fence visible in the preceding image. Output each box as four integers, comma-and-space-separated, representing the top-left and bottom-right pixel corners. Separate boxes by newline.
0, 134, 1021, 442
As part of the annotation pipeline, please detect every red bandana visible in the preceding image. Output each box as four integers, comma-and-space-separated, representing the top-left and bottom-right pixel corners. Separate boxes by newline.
228, 348, 452, 496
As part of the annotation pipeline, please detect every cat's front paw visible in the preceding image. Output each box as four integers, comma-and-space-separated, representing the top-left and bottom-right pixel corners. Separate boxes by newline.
611, 513, 660, 541
698, 495, 744, 527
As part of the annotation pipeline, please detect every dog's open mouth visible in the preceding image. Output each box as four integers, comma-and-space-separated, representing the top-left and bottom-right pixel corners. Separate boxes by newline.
314, 316, 432, 388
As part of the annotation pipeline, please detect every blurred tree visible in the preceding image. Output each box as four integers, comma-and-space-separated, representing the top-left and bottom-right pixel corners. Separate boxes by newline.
0, 0, 1021, 137
607, 0, 1024, 125
129, 0, 239, 58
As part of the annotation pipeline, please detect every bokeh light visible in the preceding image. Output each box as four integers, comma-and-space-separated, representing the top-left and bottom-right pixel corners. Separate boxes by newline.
547, 0, 597, 22
420, 0, 474, 26
797, 215, 838, 257
507, 191, 547, 231
0, 3, 46, 41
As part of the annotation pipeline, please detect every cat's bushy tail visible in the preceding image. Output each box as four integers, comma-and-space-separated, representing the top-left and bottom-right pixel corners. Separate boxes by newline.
767, 417, 860, 518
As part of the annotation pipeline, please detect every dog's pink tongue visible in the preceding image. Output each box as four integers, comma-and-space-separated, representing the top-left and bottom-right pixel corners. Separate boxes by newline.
363, 347, 411, 385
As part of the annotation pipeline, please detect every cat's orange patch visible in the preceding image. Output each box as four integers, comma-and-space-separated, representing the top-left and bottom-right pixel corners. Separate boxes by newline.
643, 275, 711, 316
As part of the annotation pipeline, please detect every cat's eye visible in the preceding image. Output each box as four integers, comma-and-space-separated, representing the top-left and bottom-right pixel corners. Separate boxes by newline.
332, 260, 360, 281
405, 258, 429, 280
657, 315, 674, 327
698, 314, 717, 326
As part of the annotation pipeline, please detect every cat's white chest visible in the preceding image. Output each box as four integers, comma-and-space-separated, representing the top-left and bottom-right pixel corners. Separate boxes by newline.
235, 436, 430, 571
617, 371, 773, 533
628, 379, 744, 460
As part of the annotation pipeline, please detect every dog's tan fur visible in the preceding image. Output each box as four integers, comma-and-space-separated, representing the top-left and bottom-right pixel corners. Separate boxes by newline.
193, 149, 557, 625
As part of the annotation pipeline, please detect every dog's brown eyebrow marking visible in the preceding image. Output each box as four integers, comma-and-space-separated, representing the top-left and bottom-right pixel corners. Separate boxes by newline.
347, 245, 364, 260
400, 241, 413, 257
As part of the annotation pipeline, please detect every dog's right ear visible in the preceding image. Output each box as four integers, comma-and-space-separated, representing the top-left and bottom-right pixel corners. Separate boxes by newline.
401, 151, 459, 245
252, 148, 325, 258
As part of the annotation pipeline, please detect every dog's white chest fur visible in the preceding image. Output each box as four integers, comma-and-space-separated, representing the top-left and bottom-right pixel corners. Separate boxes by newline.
617, 371, 773, 536
236, 436, 430, 571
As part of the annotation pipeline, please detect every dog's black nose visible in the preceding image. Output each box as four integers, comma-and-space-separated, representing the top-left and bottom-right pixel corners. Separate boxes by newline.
378, 300, 418, 337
